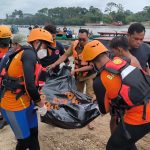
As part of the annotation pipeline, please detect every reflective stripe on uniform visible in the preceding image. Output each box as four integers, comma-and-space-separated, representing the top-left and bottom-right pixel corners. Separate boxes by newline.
121, 65, 136, 79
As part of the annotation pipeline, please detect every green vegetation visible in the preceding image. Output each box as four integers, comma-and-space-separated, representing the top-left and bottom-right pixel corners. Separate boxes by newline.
2, 2, 150, 25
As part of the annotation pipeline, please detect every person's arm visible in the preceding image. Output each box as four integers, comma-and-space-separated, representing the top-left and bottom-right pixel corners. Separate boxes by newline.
21, 50, 44, 107
131, 56, 142, 70
146, 55, 150, 75
93, 76, 110, 114
47, 44, 73, 69
57, 42, 70, 64
71, 65, 93, 76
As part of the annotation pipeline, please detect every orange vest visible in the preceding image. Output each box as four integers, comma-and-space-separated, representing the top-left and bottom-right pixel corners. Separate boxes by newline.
100, 58, 150, 125
0, 50, 45, 111
72, 40, 88, 77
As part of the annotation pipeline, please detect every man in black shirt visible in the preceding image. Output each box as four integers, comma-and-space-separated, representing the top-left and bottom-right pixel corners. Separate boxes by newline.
128, 23, 150, 73
43, 24, 69, 73
110, 23, 150, 134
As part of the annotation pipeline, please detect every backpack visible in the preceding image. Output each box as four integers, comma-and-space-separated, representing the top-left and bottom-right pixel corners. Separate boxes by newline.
104, 57, 150, 120
101, 57, 150, 139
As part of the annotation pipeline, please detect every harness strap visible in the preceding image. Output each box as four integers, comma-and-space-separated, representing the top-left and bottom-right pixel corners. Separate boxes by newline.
110, 102, 131, 140
0, 75, 25, 100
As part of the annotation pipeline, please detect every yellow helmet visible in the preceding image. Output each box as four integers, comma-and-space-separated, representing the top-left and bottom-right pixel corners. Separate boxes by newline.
81, 40, 108, 62
0, 26, 12, 38
27, 28, 53, 44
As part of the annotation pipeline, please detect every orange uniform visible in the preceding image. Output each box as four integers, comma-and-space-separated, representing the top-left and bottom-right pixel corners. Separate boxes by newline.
72, 40, 89, 78
1, 50, 31, 111
93, 68, 150, 125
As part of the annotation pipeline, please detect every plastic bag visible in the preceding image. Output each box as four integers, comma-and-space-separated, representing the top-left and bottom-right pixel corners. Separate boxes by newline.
41, 66, 100, 128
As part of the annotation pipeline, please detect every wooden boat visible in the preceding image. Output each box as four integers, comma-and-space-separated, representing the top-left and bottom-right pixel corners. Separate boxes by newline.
97, 31, 127, 37
94, 37, 150, 47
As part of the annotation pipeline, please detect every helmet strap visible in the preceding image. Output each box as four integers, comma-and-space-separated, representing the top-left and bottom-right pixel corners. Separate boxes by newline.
36, 41, 43, 51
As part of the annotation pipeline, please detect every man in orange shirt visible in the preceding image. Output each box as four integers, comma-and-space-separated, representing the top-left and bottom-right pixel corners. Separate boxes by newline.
81, 40, 150, 150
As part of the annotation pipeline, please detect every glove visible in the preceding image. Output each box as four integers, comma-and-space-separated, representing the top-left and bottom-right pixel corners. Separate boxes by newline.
38, 104, 48, 116
34, 104, 48, 116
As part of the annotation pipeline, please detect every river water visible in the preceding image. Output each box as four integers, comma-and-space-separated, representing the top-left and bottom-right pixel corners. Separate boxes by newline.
19, 25, 150, 38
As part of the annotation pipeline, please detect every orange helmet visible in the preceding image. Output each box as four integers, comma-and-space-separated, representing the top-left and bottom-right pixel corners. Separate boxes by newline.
0, 26, 12, 38
27, 28, 53, 44
81, 40, 108, 62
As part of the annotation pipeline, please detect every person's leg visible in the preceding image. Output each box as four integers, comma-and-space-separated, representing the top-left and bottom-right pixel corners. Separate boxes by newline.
110, 116, 118, 134
27, 103, 40, 150
0, 117, 8, 129
106, 122, 150, 150
76, 80, 85, 93
1, 107, 31, 150
85, 78, 95, 98
16, 137, 31, 150
29, 127, 40, 150
0, 108, 8, 129
85, 78, 96, 130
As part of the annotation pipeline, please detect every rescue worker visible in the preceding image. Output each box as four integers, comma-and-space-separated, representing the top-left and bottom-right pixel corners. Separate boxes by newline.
109, 36, 142, 134
42, 24, 69, 73
0, 28, 54, 150
0, 25, 12, 129
0, 33, 28, 74
47, 29, 96, 129
47, 29, 94, 96
81, 40, 150, 150
0, 33, 28, 129
0, 25, 12, 61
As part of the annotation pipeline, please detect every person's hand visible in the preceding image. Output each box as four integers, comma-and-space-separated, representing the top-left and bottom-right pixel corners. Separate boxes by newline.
34, 103, 47, 116
36, 95, 46, 107
46, 63, 56, 70
38, 104, 48, 116
35, 95, 48, 116
70, 70, 76, 76
91, 95, 96, 103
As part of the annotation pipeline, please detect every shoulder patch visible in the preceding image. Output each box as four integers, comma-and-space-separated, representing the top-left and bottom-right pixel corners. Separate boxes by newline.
113, 58, 122, 65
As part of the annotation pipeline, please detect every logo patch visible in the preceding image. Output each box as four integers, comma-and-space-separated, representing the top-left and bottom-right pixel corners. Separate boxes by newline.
113, 59, 122, 65
55, 50, 60, 55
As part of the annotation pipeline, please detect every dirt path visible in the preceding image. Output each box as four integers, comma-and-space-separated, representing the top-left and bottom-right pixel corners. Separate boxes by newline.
0, 114, 150, 150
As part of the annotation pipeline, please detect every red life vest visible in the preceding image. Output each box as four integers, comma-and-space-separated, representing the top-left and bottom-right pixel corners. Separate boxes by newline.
104, 57, 150, 120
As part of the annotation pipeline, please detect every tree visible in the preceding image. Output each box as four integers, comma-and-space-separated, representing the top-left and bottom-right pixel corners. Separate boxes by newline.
18, 10, 23, 18
11, 9, 23, 18
38, 8, 48, 16
105, 2, 118, 14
